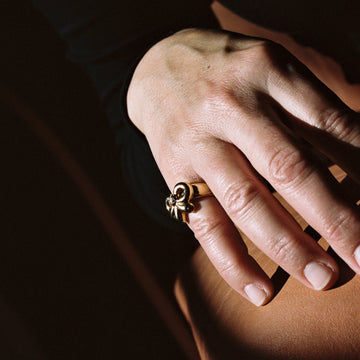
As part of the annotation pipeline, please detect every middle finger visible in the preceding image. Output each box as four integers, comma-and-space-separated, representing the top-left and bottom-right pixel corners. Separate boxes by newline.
224, 104, 360, 276
191, 139, 339, 290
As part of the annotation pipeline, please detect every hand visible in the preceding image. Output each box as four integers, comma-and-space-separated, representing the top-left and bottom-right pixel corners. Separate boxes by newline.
127, 28, 360, 306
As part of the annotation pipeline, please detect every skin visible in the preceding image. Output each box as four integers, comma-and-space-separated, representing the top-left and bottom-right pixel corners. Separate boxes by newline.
174, 168, 360, 359
127, 28, 360, 306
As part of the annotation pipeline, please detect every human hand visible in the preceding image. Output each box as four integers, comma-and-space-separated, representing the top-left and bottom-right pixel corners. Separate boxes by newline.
127, 28, 360, 306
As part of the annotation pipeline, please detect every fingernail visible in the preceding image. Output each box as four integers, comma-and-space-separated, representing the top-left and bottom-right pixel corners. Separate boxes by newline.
245, 284, 268, 306
304, 262, 333, 290
354, 245, 360, 268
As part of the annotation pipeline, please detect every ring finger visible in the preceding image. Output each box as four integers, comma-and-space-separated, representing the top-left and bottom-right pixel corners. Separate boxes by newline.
191, 139, 339, 292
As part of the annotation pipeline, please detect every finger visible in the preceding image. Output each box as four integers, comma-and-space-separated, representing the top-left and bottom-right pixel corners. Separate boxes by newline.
187, 196, 274, 307
261, 47, 360, 178
191, 139, 339, 291
223, 104, 360, 277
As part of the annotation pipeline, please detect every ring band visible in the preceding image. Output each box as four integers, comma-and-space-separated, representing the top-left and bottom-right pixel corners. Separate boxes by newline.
165, 182, 212, 222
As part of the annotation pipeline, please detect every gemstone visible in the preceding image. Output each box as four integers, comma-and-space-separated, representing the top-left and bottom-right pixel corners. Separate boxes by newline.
169, 195, 176, 206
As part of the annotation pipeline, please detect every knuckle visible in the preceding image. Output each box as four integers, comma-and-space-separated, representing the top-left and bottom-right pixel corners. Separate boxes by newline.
218, 260, 240, 280
252, 41, 292, 71
267, 147, 310, 189
222, 180, 260, 220
249, 42, 300, 90
323, 209, 358, 245
253, 41, 285, 61
188, 81, 231, 133
197, 81, 224, 106
190, 215, 222, 245
268, 234, 295, 263
195, 77, 230, 108
315, 108, 359, 144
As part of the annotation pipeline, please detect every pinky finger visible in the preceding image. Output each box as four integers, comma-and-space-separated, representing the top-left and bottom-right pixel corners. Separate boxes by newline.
188, 196, 274, 306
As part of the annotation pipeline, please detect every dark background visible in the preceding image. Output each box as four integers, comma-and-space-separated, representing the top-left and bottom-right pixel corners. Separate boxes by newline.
0, 0, 193, 358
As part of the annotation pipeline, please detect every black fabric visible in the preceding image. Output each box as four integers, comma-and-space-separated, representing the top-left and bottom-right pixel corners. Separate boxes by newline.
0, 102, 189, 359
219, 0, 360, 82
32, 0, 360, 230
32, 0, 217, 232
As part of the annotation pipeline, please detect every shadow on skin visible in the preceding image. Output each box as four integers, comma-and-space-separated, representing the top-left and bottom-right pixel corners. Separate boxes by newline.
175, 5, 360, 359
272, 227, 356, 297
176, 240, 360, 359
175, 165, 360, 359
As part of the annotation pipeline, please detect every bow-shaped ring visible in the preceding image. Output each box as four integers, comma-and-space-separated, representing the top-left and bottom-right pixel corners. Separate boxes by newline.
165, 182, 212, 222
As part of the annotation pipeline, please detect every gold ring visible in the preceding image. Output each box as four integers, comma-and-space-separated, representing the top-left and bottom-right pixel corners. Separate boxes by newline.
165, 182, 212, 222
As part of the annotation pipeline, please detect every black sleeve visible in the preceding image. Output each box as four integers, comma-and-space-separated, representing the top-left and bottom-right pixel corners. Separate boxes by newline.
32, 0, 217, 122
32, 0, 219, 231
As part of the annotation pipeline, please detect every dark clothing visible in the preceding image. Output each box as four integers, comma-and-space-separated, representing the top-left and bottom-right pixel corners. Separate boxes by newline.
32, 0, 360, 231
